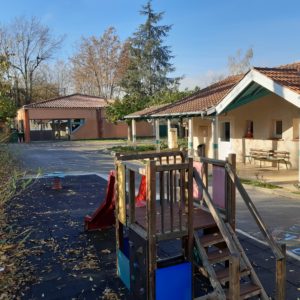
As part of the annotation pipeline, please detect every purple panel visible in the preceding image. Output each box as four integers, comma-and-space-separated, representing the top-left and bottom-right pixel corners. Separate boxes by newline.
212, 165, 226, 209
193, 161, 203, 200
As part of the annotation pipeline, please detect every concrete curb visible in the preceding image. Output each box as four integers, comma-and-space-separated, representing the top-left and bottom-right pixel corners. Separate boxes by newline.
23, 172, 109, 180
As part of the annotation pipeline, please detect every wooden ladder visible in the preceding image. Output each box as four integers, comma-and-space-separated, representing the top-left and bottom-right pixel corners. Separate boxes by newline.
193, 225, 269, 300
193, 169, 270, 300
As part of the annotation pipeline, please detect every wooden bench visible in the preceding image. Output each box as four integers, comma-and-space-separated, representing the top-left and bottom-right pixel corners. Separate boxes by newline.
245, 149, 270, 166
245, 149, 290, 170
267, 150, 290, 170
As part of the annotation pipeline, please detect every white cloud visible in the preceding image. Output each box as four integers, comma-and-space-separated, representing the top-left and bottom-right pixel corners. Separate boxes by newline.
180, 69, 227, 90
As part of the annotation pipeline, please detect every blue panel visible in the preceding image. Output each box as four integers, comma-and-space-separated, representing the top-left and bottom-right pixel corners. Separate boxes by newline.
122, 237, 130, 259
117, 250, 130, 290
156, 262, 192, 300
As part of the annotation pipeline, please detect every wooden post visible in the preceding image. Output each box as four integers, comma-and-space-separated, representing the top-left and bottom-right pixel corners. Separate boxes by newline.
276, 243, 286, 300
155, 119, 160, 151
229, 253, 240, 300
147, 160, 157, 300
129, 170, 135, 224
187, 157, 194, 261
115, 161, 120, 275
227, 153, 236, 230
188, 118, 193, 157
167, 119, 171, 148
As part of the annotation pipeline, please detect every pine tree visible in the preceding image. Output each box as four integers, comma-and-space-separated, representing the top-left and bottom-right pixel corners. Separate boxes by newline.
107, 0, 181, 122
122, 0, 179, 98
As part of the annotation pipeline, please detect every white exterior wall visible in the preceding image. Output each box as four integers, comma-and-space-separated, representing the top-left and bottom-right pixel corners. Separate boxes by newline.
191, 93, 300, 169
192, 117, 213, 157
218, 93, 300, 169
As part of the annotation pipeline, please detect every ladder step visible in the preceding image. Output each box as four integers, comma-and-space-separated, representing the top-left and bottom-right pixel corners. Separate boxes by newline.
215, 267, 251, 285
207, 248, 230, 264
225, 282, 261, 299
199, 232, 224, 247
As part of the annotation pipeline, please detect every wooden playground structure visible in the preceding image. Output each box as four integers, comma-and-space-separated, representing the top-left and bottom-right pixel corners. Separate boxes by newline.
114, 150, 286, 300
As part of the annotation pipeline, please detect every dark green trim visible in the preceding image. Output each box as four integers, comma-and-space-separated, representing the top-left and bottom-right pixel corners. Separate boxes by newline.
223, 88, 270, 113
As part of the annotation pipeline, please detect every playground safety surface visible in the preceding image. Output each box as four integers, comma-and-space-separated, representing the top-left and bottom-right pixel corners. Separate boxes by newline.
6, 175, 300, 299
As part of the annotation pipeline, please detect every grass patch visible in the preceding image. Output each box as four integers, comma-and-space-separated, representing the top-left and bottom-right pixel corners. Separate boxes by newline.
240, 178, 282, 189
110, 144, 158, 153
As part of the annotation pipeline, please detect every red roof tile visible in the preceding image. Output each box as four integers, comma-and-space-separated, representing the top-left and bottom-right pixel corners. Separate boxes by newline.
125, 104, 168, 118
151, 75, 244, 117
254, 62, 300, 94
24, 94, 110, 109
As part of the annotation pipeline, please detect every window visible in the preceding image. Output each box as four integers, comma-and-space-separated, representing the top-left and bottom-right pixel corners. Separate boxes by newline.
221, 122, 230, 142
274, 120, 282, 139
71, 119, 85, 132
245, 120, 253, 138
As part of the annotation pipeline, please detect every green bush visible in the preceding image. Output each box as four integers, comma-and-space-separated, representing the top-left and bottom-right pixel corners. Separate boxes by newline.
110, 144, 156, 153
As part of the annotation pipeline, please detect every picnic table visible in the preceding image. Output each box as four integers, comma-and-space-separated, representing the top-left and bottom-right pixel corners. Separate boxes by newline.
244, 149, 290, 170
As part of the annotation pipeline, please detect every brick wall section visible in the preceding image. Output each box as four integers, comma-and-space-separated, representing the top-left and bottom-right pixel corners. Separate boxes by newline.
17, 107, 154, 141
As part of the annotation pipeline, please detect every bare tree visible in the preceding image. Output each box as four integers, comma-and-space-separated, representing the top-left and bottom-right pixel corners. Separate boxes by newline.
29, 60, 74, 101
70, 27, 129, 99
52, 60, 73, 95
228, 48, 253, 75
0, 16, 64, 105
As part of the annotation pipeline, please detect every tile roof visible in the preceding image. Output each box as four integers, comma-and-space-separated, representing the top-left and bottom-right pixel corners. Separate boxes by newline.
151, 75, 244, 117
254, 62, 300, 94
126, 62, 300, 119
125, 104, 168, 118
24, 94, 110, 109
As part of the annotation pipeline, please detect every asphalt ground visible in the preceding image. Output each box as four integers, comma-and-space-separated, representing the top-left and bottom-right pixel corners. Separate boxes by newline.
5, 174, 300, 299
7, 175, 128, 300
11, 141, 300, 257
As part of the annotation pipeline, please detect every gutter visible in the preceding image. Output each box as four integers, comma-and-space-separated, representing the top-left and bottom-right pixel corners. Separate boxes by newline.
151, 110, 207, 119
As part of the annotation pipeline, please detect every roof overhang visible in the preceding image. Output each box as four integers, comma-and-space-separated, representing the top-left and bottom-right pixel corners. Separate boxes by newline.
151, 110, 206, 119
215, 69, 300, 114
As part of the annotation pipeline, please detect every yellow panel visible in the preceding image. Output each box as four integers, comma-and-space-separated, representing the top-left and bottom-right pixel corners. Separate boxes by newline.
117, 163, 126, 224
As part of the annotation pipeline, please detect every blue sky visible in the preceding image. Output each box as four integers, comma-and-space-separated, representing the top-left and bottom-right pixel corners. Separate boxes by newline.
1, 0, 300, 88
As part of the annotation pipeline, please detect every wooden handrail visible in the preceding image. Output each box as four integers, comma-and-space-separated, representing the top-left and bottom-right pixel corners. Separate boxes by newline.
115, 149, 186, 161
194, 156, 227, 167
224, 163, 284, 260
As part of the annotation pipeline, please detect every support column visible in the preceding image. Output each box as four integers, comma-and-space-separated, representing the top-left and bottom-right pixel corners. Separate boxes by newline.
167, 119, 171, 149
155, 119, 160, 151
188, 118, 193, 156
212, 116, 219, 159
132, 119, 136, 146
24, 109, 30, 143
298, 122, 300, 184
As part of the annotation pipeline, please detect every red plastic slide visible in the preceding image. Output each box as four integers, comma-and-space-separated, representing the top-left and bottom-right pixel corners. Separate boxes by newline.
135, 175, 146, 207
84, 170, 116, 231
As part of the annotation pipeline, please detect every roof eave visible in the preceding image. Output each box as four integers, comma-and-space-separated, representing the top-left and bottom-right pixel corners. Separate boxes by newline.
151, 110, 207, 118
215, 69, 300, 114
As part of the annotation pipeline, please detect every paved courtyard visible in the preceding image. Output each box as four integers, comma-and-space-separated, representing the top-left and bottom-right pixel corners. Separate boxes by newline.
10, 140, 119, 175
8, 141, 300, 298
11, 141, 300, 256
